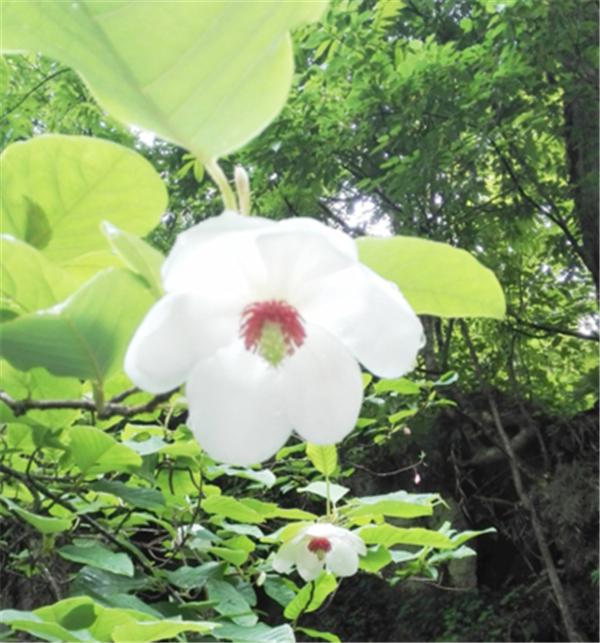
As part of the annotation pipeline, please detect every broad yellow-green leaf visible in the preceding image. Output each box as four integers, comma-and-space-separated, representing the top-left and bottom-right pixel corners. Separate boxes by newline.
0, 235, 79, 316
357, 236, 506, 319
359, 524, 454, 549
60, 251, 125, 283
2, 1, 328, 162
202, 495, 264, 524
1, 268, 155, 383
0, 135, 167, 265
359, 544, 392, 573
306, 443, 337, 476
101, 222, 164, 299
112, 619, 215, 643
68, 426, 142, 475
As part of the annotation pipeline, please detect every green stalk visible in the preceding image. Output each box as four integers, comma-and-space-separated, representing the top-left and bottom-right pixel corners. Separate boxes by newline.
204, 158, 237, 211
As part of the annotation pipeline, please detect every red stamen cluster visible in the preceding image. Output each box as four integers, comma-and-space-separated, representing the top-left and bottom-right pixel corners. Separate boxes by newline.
240, 300, 306, 354
308, 537, 332, 554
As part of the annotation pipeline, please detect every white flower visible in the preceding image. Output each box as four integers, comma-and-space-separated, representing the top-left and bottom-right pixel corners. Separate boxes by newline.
272, 522, 366, 582
125, 211, 423, 465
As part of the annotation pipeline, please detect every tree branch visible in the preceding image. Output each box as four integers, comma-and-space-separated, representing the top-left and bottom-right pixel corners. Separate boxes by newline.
1, 68, 70, 120
508, 316, 599, 342
458, 320, 584, 642
0, 389, 177, 420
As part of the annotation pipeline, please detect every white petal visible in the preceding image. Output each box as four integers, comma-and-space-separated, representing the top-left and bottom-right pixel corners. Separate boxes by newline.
296, 544, 325, 582
186, 342, 293, 465
336, 530, 367, 556
253, 222, 358, 303
272, 538, 303, 574
161, 210, 274, 288
283, 324, 363, 446
124, 292, 237, 394
300, 264, 424, 379
325, 539, 360, 577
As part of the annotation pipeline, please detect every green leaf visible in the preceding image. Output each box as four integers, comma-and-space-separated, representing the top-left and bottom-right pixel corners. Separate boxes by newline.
306, 443, 338, 476
214, 622, 295, 643
297, 481, 350, 505
344, 490, 438, 520
284, 573, 337, 620
357, 236, 506, 319
71, 566, 151, 598
0, 235, 79, 315
58, 542, 134, 577
2, 2, 327, 162
206, 579, 257, 627
263, 575, 297, 608
112, 620, 215, 643
1, 268, 155, 383
166, 562, 225, 590
202, 495, 264, 524
0, 135, 167, 265
68, 426, 142, 475
101, 222, 164, 299
89, 480, 165, 510
208, 546, 248, 566
374, 378, 420, 395
359, 545, 392, 573
1, 497, 72, 534
297, 627, 340, 642
0, 610, 86, 643
359, 524, 454, 549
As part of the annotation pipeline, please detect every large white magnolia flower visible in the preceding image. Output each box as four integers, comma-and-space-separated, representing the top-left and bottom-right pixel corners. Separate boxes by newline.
125, 211, 423, 465
273, 522, 366, 582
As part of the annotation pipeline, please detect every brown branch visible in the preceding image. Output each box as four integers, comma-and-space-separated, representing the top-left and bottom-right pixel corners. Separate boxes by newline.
0, 389, 177, 420
509, 317, 599, 342
458, 320, 583, 642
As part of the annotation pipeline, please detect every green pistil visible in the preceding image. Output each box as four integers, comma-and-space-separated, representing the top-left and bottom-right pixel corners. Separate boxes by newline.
259, 321, 288, 366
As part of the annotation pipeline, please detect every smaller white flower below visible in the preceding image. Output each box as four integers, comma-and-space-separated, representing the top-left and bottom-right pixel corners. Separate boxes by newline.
272, 522, 366, 582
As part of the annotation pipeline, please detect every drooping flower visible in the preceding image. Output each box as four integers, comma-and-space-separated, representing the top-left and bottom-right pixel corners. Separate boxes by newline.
125, 210, 423, 465
272, 522, 366, 582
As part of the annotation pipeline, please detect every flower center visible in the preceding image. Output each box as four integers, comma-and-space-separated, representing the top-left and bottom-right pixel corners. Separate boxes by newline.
307, 536, 332, 557
240, 300, 306, 366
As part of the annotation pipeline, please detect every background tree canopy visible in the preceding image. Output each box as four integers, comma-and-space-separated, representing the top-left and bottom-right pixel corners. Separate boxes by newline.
1, 0, 598, 642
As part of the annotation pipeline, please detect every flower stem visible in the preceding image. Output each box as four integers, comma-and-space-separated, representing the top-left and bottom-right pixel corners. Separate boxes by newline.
325, 473, 331, 518
91, 381, 105, 417
204, 158, 237, 211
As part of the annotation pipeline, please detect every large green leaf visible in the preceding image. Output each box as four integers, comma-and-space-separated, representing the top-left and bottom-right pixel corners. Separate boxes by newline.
0, 235, 79, 316
89, 480, 165, 510
112, 619, 215, 643
0, 135, 167, 265
1, 497, 73, 534
58, 542, 134, 577
357, 236, 506, 319
67, 426, 142, 475
2, 1, 328, 162
101, 222, 164, 299
359, 524, 454, 549
1, 268, 155, 383
202, 495, 264, 524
